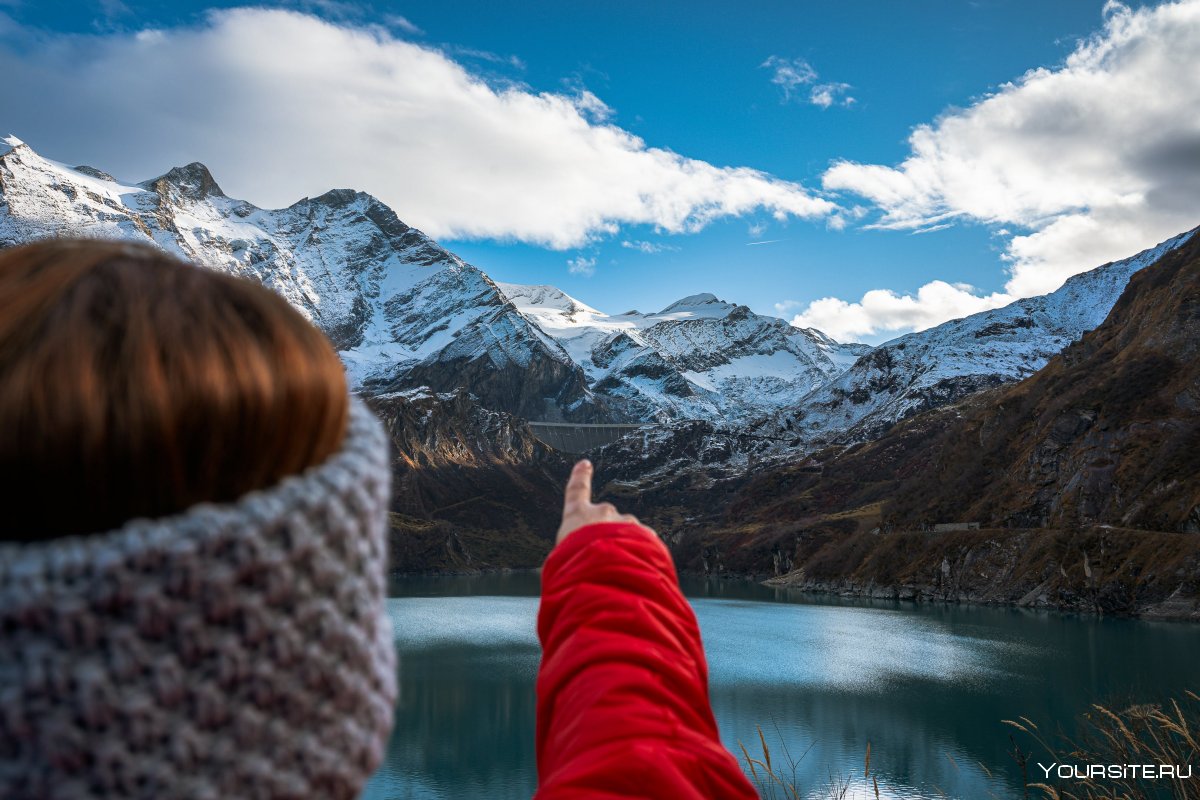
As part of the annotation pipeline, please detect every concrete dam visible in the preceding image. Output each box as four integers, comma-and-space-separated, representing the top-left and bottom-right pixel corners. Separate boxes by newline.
526, 421, 652, 453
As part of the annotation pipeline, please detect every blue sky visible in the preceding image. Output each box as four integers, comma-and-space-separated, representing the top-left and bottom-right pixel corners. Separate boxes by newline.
2, 0, 1198, 342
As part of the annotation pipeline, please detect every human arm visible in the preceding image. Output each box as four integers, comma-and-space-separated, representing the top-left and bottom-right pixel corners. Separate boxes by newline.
534, 461, 757, 799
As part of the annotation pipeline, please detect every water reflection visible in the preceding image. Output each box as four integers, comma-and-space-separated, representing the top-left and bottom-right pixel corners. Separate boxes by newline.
363, 575, 1198, 800
365, 597, 540, 800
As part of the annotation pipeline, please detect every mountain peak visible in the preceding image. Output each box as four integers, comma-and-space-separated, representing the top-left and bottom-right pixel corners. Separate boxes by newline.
659, 293, 728, 314
497, 282, 600, 317
310, 187, 365, 207
145, 161, 225, 200
1, 135, 25, 157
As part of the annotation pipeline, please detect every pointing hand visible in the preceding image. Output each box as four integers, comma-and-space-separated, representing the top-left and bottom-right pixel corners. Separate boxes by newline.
556, 459, 647, 545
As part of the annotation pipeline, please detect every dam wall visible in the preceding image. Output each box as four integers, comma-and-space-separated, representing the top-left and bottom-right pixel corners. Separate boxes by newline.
527, 422, 650, 453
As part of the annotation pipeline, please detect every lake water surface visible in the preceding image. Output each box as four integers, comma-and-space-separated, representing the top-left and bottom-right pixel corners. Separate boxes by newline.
362, 573, 1198, 800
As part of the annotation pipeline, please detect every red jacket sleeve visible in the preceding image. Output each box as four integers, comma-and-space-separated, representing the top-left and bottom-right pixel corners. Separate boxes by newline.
534, 522, 757, 799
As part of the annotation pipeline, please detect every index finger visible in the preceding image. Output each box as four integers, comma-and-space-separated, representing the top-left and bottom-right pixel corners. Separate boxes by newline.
564, 459, 593, 509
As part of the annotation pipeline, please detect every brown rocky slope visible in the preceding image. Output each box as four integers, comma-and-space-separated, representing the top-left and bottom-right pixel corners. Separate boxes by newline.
367, 390, 570, 572
639, 233, 1200, 618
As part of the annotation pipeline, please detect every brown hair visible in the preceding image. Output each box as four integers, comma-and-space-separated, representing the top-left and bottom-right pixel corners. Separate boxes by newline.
0, 239, 349, 541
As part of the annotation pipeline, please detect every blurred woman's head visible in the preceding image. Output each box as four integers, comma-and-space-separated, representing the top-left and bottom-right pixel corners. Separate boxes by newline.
0, 239, 395, 800
0, 238, 348, 539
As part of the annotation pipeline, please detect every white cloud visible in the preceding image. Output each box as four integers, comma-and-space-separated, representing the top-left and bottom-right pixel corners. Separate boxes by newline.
790, 283, 1012, 342
444, 43, 525, 70
808, 82, 854, 109
621, 239, 678, 254
761, 56, 855, 109
98, 0, 131, 19
383, 13, 422, 35
799, 0, 1200, 339
773, 300, 802, 316
0, 8, 836, 249
567, 255, 596, 276
569, 88, 612, 122
820, 1, 1200, 293
287, 0, 362, 19
762, 55, 817, 99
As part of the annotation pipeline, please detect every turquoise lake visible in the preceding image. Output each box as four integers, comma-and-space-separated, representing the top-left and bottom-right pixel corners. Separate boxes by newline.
362, 573, 1198, 799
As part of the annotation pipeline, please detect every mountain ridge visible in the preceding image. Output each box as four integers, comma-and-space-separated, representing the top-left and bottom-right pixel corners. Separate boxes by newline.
754, 228, 1197, 449
4, 135, 1181, 437
606, 233, 1200, 617
500, 281, 870, 423
0, 135, 599, 421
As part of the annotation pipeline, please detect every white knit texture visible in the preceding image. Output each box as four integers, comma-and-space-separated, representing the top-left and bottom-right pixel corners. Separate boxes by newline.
0, 397, 397, 800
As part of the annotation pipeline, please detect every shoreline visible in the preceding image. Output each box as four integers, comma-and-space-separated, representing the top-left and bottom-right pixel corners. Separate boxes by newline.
388, 564, 1200, 621
756, 573, 1200, 622
388, 524, 1200, 621
672, 525, 1200, 622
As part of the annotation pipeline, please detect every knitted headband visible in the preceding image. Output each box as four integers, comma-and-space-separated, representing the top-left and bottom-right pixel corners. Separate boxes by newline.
0, 397, 397, 800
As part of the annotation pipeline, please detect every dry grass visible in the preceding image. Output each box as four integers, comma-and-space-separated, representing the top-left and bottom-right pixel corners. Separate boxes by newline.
743, 695, 1199, 800
1006, 691, 1200, 799
738, 724, 879, 800
822, 502, 884, 525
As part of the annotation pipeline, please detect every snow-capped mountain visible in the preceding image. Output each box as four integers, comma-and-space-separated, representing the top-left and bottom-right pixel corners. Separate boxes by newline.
0, 136, 595, 420
4, 136, 1192, 440
761, 228, 1197, 447
499, 283, 869, 423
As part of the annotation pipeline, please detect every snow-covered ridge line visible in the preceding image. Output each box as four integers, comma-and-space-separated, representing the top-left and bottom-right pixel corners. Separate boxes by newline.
760, 226, 1198, 448
498, 281, 870, 423
1, 135, 866, 427
2, 135, 1192, 435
